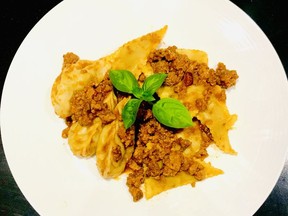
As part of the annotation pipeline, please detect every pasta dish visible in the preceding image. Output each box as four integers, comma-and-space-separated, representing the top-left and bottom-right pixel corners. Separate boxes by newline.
51, 25, 238, 201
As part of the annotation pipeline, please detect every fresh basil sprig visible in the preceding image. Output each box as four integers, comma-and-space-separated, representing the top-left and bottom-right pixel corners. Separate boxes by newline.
152, 98, 193, 128
142, 73, 167, 97
109, 70, 193, 129
122, 98, 142, 129
109, 70, 139, 94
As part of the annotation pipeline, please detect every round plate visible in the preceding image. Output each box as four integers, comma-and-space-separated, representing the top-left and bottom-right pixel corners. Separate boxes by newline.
1, 0, 288, 215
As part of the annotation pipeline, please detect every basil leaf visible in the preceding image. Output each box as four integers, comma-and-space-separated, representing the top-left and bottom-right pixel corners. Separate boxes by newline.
132, 86, 143, 99
142, 73, 167, 95
142, 91, 156, 102
152, 98, 193, 128
142, 95, 156, 102
122, 98, 142, 129
109, 70, 139, 94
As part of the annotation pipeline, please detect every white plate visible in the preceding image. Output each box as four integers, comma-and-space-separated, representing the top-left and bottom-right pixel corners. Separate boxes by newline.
1, 0, 288, 215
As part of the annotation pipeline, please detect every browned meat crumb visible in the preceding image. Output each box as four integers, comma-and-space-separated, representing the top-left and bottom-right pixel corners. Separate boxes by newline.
126, 159, 142, 171
129, 187, 143, 202
163, 151, 183, 176
148, 46, 186, 86
215, 88, 227, 102
126, 169, 144, 201
148, 46, 238, 89
126, 116, 209, 201
215, 62, 239, 88
69, 76, 115, 126
188, 161, 205, 180
195, 98, 208, 112
65, 45, 238, 202
183, 72, 193, 86
112, 145, 122, 162
117, 126, 135, 148
62, 52, 79, 69
199, 122, 213, 143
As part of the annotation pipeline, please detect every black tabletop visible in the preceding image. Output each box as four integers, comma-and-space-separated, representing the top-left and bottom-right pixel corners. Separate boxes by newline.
0, 1, 287, 215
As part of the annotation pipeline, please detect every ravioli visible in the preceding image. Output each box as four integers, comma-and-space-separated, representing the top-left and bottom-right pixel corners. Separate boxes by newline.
51, 25, 167, 119
196, 86, 237, 154
144, 161, 223, 199
156, 49, 237, 154
51, 26, 168, 177
51, 25, 238, 202
96, 97, 135, 178
127, 43, 238, 200
67, 118, 102, 157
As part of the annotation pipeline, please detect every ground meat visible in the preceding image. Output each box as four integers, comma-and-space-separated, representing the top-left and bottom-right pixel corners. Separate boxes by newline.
215, 89, 226, 102
166, 72, 183, 86
194, 85, 217, 112
112, 145, 122, 162
97, 109, 117, 124
128, 46, 238, 202
181, 157, 194, 172
194, 148, 208, 160
125, 116, 208, 201
162, 166, 178, 177
145, 159, 163, 177
215, 63, 239, 88
190, 62, 216, 86
62, 52, 79, 69
175, 137, 191, 150
126, 159, 142, 171
163, 151, 183, 174
60, 43, 238, 202
117, 126, 135, 148
195, 98, 208, 111
189, 120, 213, 160
132, 145, 147, 165
188, 161, 205, 180
128, 187, 143, 202
199, 122, 213, 143
148, 46, 238, 89
69, 76, 115, 126
183, 72, 193, 86
126, 169, 144, 202
148, 46, 188, 86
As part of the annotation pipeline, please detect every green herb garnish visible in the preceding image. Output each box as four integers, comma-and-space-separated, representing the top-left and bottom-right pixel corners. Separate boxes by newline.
142, 73, 167, 97
109, 70, 193, 129
152, 98, 193, 128
121, 98, 143, 129
109, 70, 139, 94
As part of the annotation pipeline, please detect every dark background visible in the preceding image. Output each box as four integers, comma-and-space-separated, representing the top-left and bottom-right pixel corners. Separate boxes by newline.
0, 0, 287, 215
